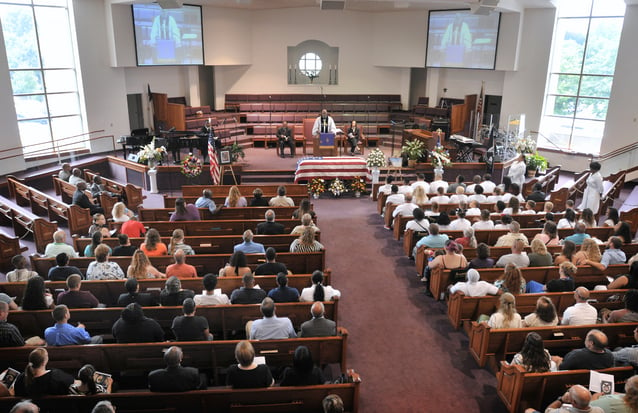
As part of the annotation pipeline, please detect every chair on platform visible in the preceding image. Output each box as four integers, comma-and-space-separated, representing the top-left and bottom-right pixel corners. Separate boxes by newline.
303, 118, 315, 155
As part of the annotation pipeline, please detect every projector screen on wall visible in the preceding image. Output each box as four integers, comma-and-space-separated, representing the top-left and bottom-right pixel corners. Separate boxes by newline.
132, 4, 204, 66
426, 9, 500, 70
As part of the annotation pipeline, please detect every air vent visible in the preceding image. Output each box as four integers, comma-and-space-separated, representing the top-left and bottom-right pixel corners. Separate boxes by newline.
320, 0, 345, 10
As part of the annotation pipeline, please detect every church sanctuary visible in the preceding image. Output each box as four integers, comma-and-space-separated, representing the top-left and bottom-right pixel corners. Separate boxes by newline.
0, 0, 637, 411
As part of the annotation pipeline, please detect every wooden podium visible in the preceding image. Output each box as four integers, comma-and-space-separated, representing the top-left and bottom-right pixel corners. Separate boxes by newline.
314, 133, 338, 157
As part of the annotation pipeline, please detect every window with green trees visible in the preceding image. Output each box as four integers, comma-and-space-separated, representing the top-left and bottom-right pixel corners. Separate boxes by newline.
538, 0, 625, 154
0, 0, 87, 158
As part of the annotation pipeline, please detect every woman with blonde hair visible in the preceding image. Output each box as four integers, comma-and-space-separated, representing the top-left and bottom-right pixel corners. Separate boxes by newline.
487, 292, 522, 329
290, 227, 324, 253
226, 340, 273, 388
127, 249, 165, 279
224, 186, 247, 207
140, 228, 168, 256
111, 202, 133, 223
528, 238, 553, 267
546, 261, 577, 292
494, 263, 526, 294
412, 185, 428, 206
168, 228, 195, 255
572, 237, 602, 266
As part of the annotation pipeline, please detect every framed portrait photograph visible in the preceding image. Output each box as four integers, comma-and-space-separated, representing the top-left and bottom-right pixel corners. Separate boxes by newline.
220, 150, 231, 165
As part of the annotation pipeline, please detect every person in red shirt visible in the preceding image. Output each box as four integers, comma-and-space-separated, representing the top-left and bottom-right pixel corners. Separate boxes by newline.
120, 216, 146, 238
165, 250, 197, 279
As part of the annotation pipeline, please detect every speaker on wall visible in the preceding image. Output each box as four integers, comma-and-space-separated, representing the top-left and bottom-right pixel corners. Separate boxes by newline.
484, 94, 502, 129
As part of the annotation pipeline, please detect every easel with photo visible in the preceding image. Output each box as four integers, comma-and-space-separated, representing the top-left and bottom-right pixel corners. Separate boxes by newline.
219, 149, 237, 185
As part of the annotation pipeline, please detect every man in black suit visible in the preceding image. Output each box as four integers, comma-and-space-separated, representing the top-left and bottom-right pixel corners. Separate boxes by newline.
148, 346, 205, 392
117, 278, 157, 307
526, 183, 547, 202
254, 248, 288, 276
72, 181, 103, 214
298, 301, 336, 337
256, 209, 285, 235
276, 121, 294, 158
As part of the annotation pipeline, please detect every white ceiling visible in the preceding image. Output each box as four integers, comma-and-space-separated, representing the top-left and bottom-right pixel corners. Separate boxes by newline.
118, 0, 557, 12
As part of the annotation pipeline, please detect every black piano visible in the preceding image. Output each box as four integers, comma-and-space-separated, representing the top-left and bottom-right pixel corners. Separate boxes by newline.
162, 127, 223, 164
117, 128, 153, 159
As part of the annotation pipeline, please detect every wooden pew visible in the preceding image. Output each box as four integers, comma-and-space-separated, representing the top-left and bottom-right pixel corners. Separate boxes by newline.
0, 373, 361, 413
83, 168, 146, 211
29, 251, 326, 279
73, 234, 319, 256
8, 301, 339, 340
111, 218, 309, 237
139, 205, 311, 222
548, 170, 589, 211
599, 171, 626, 217
181, 184, 309, 198
0, 272, 331, 307
497, 363, 632, 413
0, 195, 57, 254
428, 264, 631, 301
7, 176, 92, 236
0, 329, 349, 382
469, 321, 637, 372
52, 175, 118, 220
0, 228, 28, 273
164, 195, 309, 209
620, 207, 638, 237
447, 289, 627, 332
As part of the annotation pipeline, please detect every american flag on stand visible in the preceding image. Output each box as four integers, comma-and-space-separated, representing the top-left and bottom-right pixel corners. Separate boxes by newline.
475, 81, 485, 139
208, 142, 220, 185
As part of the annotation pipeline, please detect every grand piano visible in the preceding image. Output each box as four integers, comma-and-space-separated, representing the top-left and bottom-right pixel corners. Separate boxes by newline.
118, 128, 222, 164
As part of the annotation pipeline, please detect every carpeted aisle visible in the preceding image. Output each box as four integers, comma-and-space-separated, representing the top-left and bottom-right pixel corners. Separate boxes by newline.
312, 196, 508, 413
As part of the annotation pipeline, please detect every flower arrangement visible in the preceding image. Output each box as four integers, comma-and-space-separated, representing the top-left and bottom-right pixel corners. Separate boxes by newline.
525, 152, 548, 171
514, 135, 537, 154
307, 178, 326, 195
181, 153, 203, 178
137, 138, 166, 164
349, 177, 366, 193
222, 142, 246, 162
366, 148, 386, 168
430, 145, 452, 168
329, 178, 347, 196
401, 139, 426, 161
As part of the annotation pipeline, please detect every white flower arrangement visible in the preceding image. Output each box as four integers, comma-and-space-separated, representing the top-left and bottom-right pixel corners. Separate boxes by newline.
514, 135, 537, 154
366, 148, 386, 168
430, 145, 452, 168
137, 138, 166, 163
329, 178, 347, 196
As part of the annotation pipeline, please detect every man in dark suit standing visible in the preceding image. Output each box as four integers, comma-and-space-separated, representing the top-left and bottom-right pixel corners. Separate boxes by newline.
276, 121, 294, 158
298, 302, 336, 337
256, 209, 285, 235
148, 346, 205, 392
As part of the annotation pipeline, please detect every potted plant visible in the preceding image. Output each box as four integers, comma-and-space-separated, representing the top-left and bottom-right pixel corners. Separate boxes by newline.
401, 139, 426, 167
525, 152, 548, 176
222, 142, 245, 162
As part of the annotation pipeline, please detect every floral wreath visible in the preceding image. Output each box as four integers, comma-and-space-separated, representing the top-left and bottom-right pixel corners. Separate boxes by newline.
181, 153, 203, 178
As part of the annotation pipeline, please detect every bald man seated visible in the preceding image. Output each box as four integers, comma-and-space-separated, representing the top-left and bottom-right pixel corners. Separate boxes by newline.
536, 384, 604, 413
148, 346, 205, 392
561, 287, 598, 326
558, 329, 614, 371
298, 301, 336, 337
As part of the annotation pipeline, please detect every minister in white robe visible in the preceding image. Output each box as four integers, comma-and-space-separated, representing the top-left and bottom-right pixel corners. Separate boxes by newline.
578, 162, 603, 214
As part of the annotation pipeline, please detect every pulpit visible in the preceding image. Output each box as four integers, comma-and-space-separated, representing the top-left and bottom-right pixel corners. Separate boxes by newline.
304, 118, 337, 156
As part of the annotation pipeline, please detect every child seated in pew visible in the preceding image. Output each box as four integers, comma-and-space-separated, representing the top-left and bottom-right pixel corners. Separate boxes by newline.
68, 364, 113, 395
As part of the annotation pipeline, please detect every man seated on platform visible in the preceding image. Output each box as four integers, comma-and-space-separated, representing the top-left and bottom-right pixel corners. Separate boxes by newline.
527, 183, 547, 202
398, 177, 412, 195
495, 239, 530, 268
429, 173, 449, 194
170, 197, 201, 221
249, 297, 296, 340
267, 273, 299, 303
120, 216, 146, 238
148, 346, 205, 392
560, 287, 598, 326
299, 301, 336, 337
112, 303, 164, 343
256, 209, 285, 235
558, 329, 613, 370
291, 213, 321, 236
378, 175, 394, 196
250, 188, 270, 207
72, 182, 103, 215
194, 189, 217, 214
165, 249, 198, 279
234, 230, 266, 254
312, 109, 338, 138
346, 120, 362, 155
45, 304, 103, 345
410, 173, 430, 194
392, 193, 418, 218
276, 121, 295, 158
194, 273, 230, 306
58, 163, 72, 181
112, 234, 137, 256
255, 248, 288, 276
69, 168, 86, 186
171, 298, 213, 341
117, 277, 157, 307
48, 253, 83, 281
56, 275, 99, 308
230, 273, 267, 305
495, 221, 530, 247
44, 230, 78, 258
269, 185, 295, 207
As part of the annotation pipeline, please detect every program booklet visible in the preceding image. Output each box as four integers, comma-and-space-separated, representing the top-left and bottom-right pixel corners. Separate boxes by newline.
0, 367, 20, 388
93, 371, 112, 388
